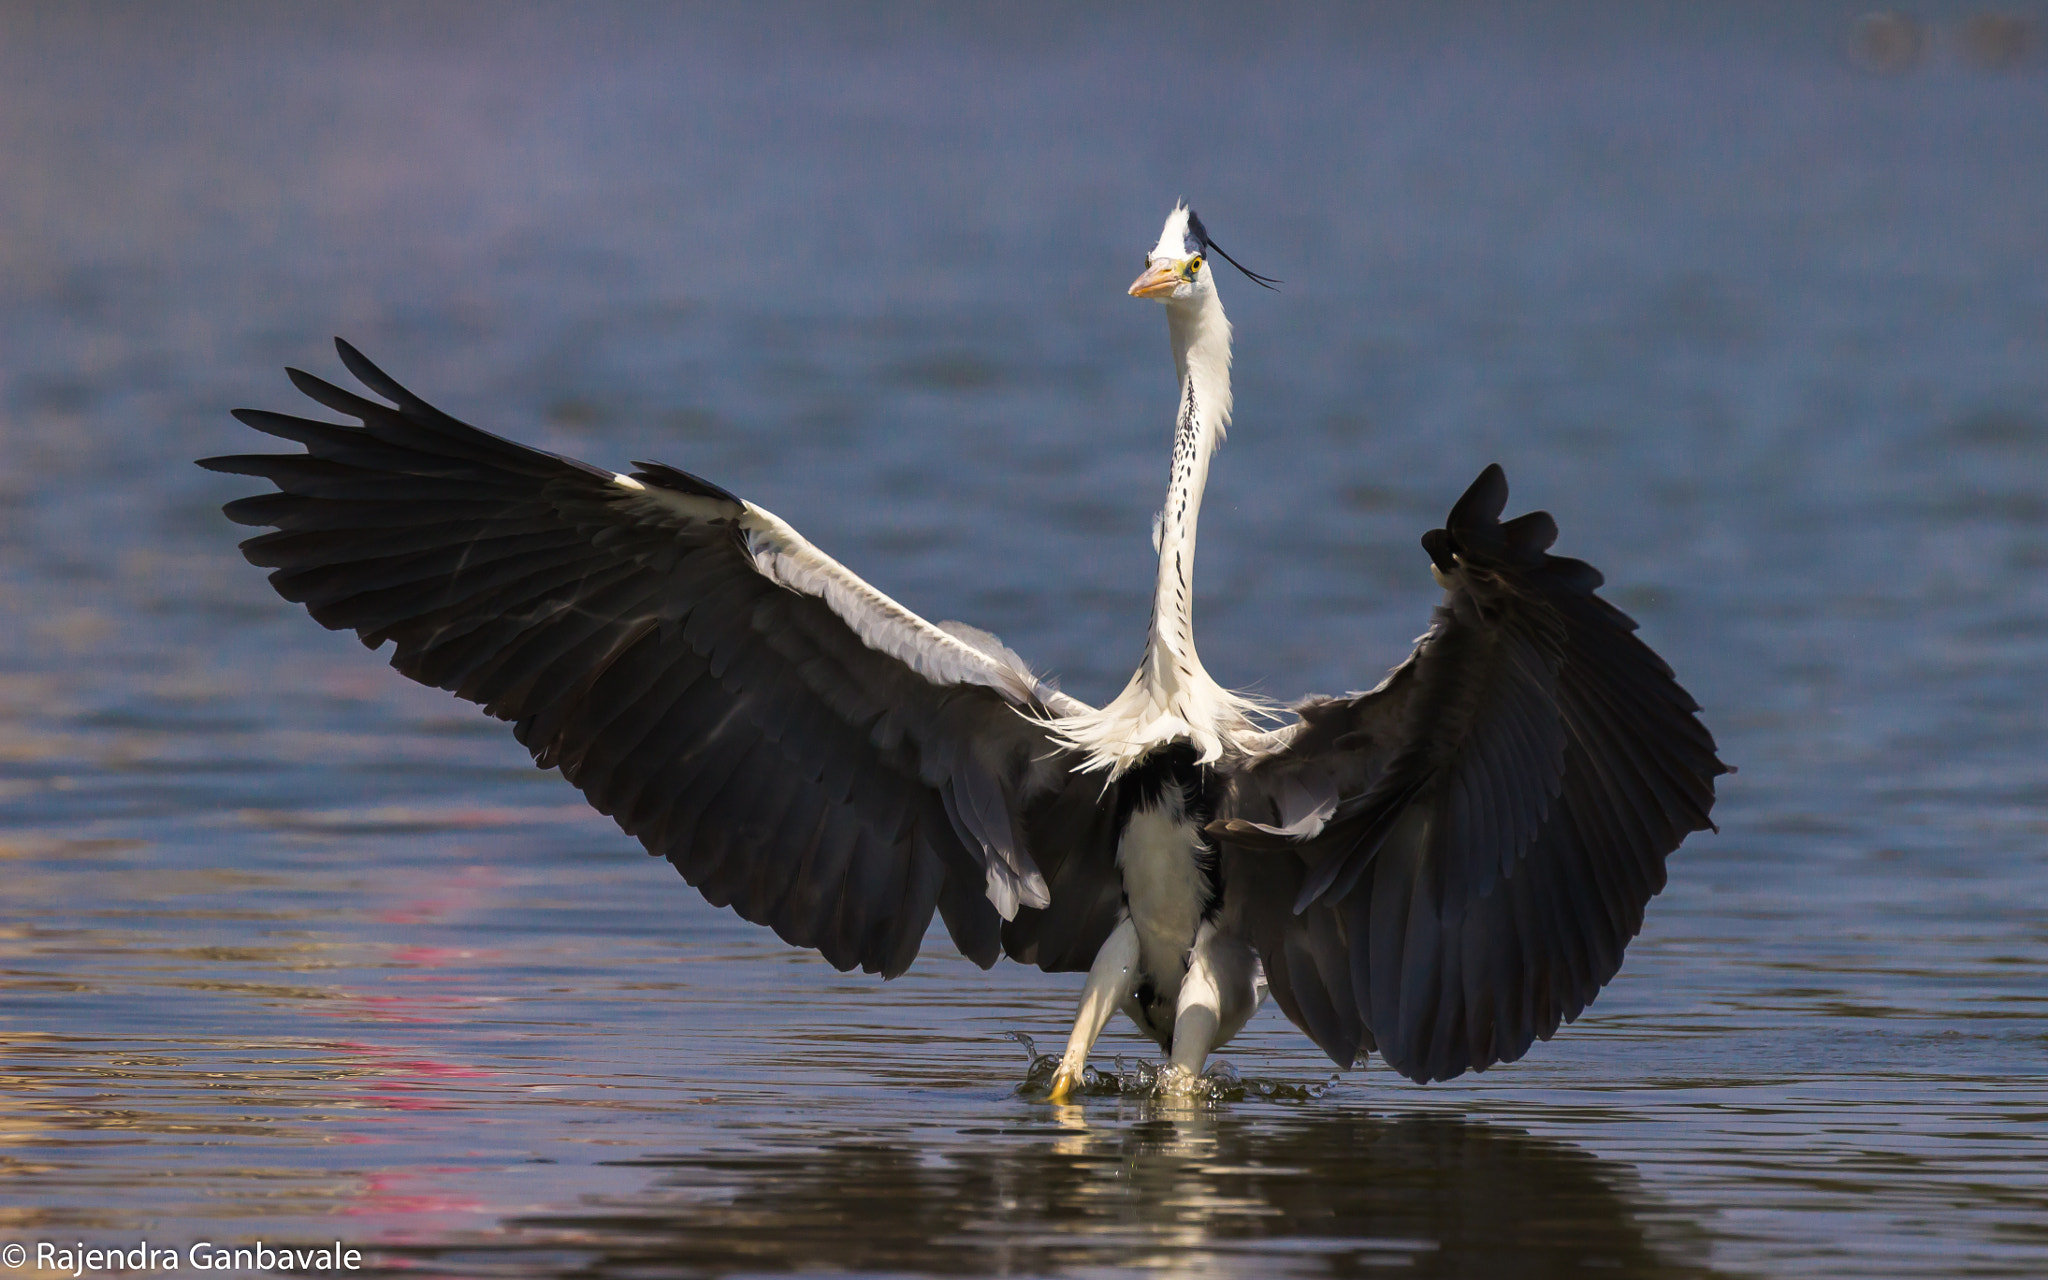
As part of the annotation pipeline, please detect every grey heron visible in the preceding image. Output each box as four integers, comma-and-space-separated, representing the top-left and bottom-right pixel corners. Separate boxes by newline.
199, 205, 1725, 1099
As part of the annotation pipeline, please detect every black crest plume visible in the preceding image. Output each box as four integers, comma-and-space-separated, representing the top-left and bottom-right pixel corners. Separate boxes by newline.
1185, 208, 1282, 290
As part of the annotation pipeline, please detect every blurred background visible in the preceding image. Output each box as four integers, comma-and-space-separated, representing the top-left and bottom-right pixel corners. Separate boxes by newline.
1, 3, 2044, 1277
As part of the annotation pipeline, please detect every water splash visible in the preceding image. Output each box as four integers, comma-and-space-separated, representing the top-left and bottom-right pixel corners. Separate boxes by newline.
1005, 1032, 1340, 1104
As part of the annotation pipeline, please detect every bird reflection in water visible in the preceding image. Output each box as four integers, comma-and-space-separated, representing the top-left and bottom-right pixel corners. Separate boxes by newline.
436, 1109, 1719, 1279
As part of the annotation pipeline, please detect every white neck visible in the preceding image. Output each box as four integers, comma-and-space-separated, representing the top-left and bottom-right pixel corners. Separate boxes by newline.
1050, 284, 1262, 775
1146, 291, 1232, 683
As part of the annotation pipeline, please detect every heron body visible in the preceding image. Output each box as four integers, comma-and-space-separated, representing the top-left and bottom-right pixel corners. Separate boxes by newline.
200, 205, 1725, 1098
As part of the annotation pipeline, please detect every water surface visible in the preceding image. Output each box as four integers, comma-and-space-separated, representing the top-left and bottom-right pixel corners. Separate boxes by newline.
2, 4, 2046, 1276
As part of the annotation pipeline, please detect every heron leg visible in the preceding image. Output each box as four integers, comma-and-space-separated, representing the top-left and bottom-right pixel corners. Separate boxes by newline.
1166, 923, 1267, 1080
1047, 917, 1140, 1102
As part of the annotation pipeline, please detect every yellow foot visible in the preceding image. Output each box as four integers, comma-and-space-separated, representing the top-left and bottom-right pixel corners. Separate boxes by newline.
1047, 1062, 1084, 1103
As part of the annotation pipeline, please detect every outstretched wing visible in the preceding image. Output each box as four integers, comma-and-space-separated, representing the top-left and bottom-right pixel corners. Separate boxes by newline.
1215, 465, 1726, 1082
200, 339, 1123, 978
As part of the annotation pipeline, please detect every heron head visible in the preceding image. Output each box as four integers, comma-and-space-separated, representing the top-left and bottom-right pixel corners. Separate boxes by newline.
1128, 204, 1278, 303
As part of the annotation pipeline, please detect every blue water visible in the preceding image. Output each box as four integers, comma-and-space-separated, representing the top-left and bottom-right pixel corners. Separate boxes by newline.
2, 4, 2045, 1275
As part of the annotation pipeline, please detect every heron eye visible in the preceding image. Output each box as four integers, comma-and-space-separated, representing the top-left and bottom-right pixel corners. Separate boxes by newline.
1179, 255, 1202, 281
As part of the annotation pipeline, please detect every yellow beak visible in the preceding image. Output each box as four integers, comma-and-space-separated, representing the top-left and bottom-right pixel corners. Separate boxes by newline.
1128, 260, 1182, 299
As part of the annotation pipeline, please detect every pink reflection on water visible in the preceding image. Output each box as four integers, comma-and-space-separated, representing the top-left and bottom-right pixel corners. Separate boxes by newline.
386, 944, 485, 968
342, 1169, 491, 1232
330, 1040, 497, 1117
373, 861, 507, 926
338, 993, 459, 1025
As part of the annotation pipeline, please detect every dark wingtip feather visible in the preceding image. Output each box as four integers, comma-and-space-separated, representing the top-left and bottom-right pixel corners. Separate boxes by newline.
285, 365, 389, 421
1547, 554, 1606, 593
196, 453, 285, 479
1430, 468, 1582, 575
1502, 510, 1559, 555
333, 338, 424, 411
1447, 463, 1510, 534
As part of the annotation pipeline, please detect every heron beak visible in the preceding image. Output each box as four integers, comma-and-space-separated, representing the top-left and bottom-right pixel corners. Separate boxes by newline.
1128, 260, 1181, 299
